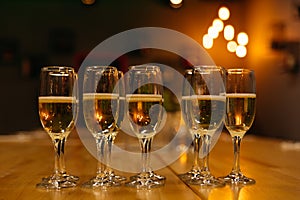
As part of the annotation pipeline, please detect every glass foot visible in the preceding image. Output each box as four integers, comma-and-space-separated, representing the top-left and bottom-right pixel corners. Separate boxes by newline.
188, 175, 225, 187
178, 169, 200, 181
125, 171, 165, 189
130, 171, 166, 181
42, 173, 79, 182
82, 172, 125, 188
37, 173, 78, 189
219, 172, 255, 185
82, 177, 119, 188
108, 171, 127, 184
179, 170, 225, 187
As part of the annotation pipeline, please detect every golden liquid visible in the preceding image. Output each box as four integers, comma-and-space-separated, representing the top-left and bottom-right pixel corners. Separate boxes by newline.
190, 95, 226, 135
39, 96, 76, 138
126, 94, 163, 138
225, 93, 256, 137
83, 93, 118, 136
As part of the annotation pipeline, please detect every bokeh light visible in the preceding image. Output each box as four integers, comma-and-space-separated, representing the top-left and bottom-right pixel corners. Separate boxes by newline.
218, 6, 230, 20
203, 34, 213, 49
227, 41, 238, 53
224, 25, 235, 41
236, 45, 247, 57
212, 18, 224, 32
237, 32, 249, 45
170, 0, 183, 8
208, 26, 219, 39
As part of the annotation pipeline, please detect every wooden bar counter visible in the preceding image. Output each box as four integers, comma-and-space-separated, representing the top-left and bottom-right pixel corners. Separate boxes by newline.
0, 128, 300, 200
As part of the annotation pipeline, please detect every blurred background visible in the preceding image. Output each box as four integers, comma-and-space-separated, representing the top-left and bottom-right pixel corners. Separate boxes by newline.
0, 0, 299, 140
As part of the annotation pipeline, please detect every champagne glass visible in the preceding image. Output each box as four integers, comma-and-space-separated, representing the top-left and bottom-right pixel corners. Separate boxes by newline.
37, 66, 79, 189
125, 65, 165, 189
220, 68, 256, 185
179, 69, 201, 180
180, 66, 226, 187
105, 70, 127, 184
82, 66, 123, 188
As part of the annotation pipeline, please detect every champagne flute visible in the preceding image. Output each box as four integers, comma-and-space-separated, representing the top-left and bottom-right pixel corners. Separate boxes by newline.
125, 65, 165, 189
180, 66, 226, 187
105, 70, 127, 184
37, 66, 79, 189
220, 68, 256, 185
179, 69, 201, 180
82, 66, 122, 188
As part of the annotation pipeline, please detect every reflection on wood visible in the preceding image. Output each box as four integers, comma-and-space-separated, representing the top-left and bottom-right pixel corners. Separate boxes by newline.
0, 127, 300, 199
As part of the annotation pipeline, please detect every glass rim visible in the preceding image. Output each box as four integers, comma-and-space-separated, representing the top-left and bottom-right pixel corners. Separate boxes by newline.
193, 65, 225, 74
184, 68, 193, 75
193, 65, 225, 70
129, 64, 161, 71
85, 65, 117, 72
41, 66, 74, 72
193, 65, 223, 68
227, 68, 254, 74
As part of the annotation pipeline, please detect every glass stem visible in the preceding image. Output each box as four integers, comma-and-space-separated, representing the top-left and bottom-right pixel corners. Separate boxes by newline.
106, 134, 114, 175
53, 137, 67, 175
201, 134, 211, 176
96, 136, 107, 177
139, 137, 153, 174
231, 136, 242, 175
192, 134, 201, 171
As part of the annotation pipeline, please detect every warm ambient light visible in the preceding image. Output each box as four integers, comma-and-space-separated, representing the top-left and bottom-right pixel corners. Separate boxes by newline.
237, 32, 249, 45
81, 0, 95, 5
179, 151, 188, 164
224, 25, 235, 41
212, 18, 224, 32
218, 6, 230, 20
236, 45, 247, 58
235, 115, 242, 125
227, 41, 237, 53
170, 0, 183, 8
202, 5, 249, 58
203, 34, 213, 49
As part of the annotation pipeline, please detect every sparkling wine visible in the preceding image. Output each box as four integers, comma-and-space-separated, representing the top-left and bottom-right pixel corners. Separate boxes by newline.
181, 95, 195, 135
39, 96, 76, 138
83, 93, 118, 137
225, 93, 256, 137
189, 95, 226, 136
126, 94, 163, 138
117, 96, 125, 127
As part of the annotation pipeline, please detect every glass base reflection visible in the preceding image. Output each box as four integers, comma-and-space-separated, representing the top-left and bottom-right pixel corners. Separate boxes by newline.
179, 170, 225, 187
36, 173, 78, 189
125, 171, 165, 189
82, 172, 126, 188
219, 172, 255, 185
